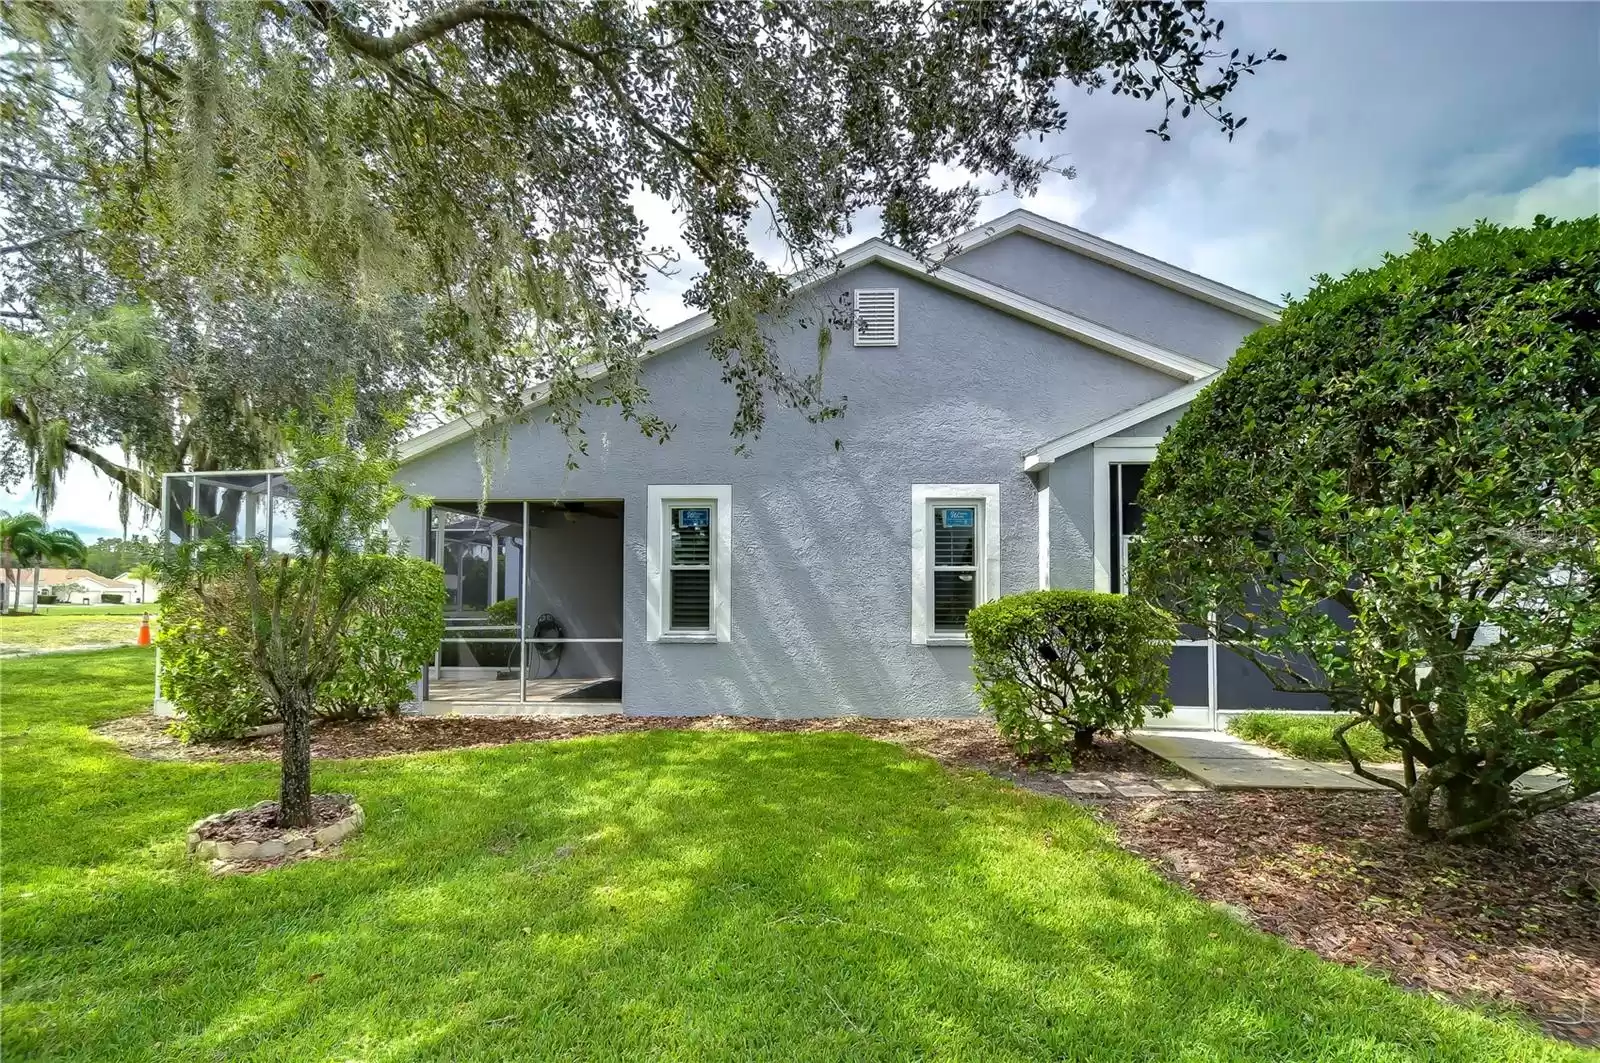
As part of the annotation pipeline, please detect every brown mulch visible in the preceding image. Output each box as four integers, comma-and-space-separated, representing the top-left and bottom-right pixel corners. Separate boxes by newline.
94, 712, 1173, 776
196, 794, 355, 843
1098, 790, 1600, 1043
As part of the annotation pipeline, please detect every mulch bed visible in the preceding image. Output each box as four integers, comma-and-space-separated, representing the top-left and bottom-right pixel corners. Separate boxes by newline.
95, 712, 1173, 776
195, 794, 354, 843
1098, 791, 1600, 1043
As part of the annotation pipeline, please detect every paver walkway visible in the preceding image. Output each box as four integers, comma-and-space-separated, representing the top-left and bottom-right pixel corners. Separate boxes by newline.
1128, 730, 1384, 790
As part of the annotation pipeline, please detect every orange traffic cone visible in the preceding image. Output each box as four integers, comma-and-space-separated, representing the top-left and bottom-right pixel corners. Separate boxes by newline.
137, 613, 152, 647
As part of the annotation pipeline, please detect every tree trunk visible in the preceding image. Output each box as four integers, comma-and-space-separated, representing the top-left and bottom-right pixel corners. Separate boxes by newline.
29, 566, 39, 614
1440, 776, 1516, 840
1402, 786, 1434, 837
278, 688, 315, 828
1073, 726, 1097, 750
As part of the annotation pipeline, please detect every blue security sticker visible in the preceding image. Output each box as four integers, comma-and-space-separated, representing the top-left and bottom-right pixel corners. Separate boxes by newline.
939, 508, 975, 529
677, 507, 711, 529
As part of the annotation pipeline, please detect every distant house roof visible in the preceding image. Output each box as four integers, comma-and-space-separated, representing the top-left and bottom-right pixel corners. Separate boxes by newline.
28, 569, 134, 590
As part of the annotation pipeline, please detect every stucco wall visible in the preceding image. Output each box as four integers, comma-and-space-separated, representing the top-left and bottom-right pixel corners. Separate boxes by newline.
398, 261, 1181, 718
950, 232, 1261, 367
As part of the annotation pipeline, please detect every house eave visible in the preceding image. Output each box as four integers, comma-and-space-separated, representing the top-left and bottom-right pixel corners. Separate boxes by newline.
397, 238, 1212, 466
938, 209, 1283, 325
1022, 374, 1219, 471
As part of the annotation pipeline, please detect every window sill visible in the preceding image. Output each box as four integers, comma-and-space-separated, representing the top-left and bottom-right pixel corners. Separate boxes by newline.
655, 633, 721, 645
921, 636, 972, 648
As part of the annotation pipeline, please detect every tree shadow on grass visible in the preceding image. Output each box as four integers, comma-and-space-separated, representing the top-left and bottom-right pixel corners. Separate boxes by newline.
3, 679, 1575, 1063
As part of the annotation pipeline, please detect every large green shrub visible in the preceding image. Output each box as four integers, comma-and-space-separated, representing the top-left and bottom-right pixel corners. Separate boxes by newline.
968, 590, 1176, 766
318, 555, 446, 719
1136, 217, 1599, 840
157, 579, 266, 741
159, 553, 444, 739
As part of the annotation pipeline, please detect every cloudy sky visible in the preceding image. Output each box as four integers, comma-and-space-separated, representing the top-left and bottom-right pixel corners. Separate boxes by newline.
9, 1, 1599, 541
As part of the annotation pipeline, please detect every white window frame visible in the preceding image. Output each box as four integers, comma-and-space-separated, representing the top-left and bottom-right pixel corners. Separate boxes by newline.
1092, 440, 1217, 727
911, 484, 1000, 645
647, 485, 732, 643
852, 288, 899, 347
1091, 439, 1163, 594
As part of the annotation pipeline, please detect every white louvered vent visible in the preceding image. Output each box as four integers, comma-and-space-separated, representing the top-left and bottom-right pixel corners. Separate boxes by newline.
853, 288, 899, 347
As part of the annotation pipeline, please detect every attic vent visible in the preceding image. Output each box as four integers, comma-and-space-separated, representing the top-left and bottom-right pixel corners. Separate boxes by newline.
853, 288, 899, 347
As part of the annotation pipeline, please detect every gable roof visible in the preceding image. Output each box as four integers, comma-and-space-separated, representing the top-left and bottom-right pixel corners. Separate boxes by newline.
23, 568, 133, 589
399, 221, 1239, 464
939, 209, 1283, 324
1022, 374, 1218, 472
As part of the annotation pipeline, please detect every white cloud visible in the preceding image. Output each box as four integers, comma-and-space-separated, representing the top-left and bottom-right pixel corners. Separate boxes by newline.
0, 460, 155, 542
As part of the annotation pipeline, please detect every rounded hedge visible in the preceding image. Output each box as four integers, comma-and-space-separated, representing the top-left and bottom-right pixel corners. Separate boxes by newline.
1135, 216, 1599, 837
967, 589, 1176, 766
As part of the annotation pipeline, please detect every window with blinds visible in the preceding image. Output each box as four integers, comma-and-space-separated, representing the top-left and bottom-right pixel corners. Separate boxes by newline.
667, 505, 713, 632
852, 288, 899, 346
932, 505, 979, 633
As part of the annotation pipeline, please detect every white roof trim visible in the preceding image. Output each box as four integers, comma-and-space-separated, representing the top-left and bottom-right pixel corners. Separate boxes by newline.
939, 209, 1282, 325
399, 236, 1216, 464
1023, 374, 1217, 472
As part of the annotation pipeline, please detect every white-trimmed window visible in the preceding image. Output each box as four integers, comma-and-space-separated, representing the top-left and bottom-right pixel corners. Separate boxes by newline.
911, 484, 1001, 644
853, 288, 899, 346
647, 485, 732, 642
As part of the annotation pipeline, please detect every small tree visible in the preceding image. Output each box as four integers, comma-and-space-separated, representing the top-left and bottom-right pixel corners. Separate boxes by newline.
167, 392, 413, 827
126, 562, 159, 603
1136, 217, 1599, 840
968, 590, 1176, 765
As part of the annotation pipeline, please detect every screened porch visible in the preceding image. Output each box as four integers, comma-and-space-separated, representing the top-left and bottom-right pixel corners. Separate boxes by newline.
156, 471, 624, 714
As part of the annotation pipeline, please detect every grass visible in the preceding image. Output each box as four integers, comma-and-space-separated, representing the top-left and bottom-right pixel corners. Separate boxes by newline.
1228, 712, 1397, 763
28, 603, 151, 616
0, 606, 151, 655
2, 650, 1583, 1062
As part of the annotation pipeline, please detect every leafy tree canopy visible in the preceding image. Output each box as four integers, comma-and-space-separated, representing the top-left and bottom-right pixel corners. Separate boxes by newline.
2, 0, 1281, 515
82, 534, 157, 578
1135, 216, 1600, 840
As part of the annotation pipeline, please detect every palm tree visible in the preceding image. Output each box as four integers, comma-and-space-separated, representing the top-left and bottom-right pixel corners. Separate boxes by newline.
0, 513, 87, 613
0, 512, 48, 614
126, 561, 159, 604
27, 528, 87, 612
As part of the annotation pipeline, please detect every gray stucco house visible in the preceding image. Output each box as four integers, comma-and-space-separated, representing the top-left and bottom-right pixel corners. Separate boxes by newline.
369, 208, 1310, 728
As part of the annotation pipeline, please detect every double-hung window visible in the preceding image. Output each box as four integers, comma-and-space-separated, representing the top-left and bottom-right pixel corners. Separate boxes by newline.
667, 505, 713, 631
647, 485, 732, 642
911, 484, 1001, 644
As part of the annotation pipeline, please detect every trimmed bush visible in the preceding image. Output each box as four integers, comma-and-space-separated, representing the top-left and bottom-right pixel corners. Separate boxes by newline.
158, 553, 445, 740
318, 555, 447, 719
484, 597, 519, 625
1137, 217, 1600, 839
968, 590, 1176, 766
100, 593, 124, 604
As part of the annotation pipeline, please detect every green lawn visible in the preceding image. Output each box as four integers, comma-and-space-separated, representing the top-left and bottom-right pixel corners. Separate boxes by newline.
0, 606, 151, 655
29, 603, 152, 616
2, 651, 1582, 1062
1228, 712, 1397, 763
